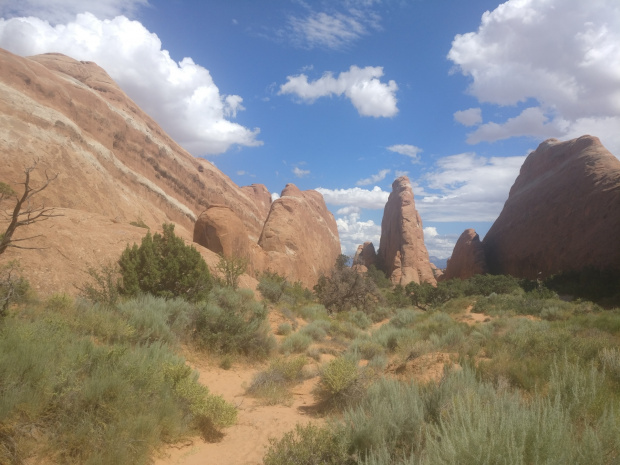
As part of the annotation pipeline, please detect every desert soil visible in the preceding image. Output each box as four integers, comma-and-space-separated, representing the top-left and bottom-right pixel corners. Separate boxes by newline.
155, 304, 490, 465
153, 357, 322, 465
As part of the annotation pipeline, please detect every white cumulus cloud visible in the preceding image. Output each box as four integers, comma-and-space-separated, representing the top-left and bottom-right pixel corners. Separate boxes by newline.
0, 13, 262, 156
315, 186, 389, 210
448, 0, 620, 155
279, 65, 398, 117
356, 169, 390, 186
336, 211, 381, 257
466, 106, 562, 144
387, 144, 423, 162
416, 152, 526, 222
453, 108, 482, 127
423, 227, 459, 260
292, 167, 310, 178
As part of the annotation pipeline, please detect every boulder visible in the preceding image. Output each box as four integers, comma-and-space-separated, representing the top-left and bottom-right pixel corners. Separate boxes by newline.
441, 229, 488, 280
376, 176, 436, 286
483, 135, 620, 279
258, 184, 341, 288
193, 206, 251, 260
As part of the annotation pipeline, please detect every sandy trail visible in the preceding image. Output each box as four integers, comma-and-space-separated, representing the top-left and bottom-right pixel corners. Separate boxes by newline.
154, 357, 321, 465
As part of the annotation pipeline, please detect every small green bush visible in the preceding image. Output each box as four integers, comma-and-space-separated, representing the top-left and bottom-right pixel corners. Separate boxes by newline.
599, 347, 620, 383
0, 260, 30, 316
0, 308, 236, 465
194, 287, 275, 359
263, 423, 354, 465
315, 356, 369, 409
118, 223, 212, 302
277, 322, 293, 336
280, 332, 313, 354
247, 356, 308, 405
340, 310, 371, 329
298, 304, 329, 321
300, 320, 330, 341
314, 255, 383, 314
258, 271, 287, 303
215, 254, 248, 289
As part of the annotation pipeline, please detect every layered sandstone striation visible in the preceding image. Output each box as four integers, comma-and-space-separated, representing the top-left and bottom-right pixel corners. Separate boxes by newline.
376, 176, 436, 286
0, 49, 338, 293
441, 229, 488, 281
482, 135, 620, 279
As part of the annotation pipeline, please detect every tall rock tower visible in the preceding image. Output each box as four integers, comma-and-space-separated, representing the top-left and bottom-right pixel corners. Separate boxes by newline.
377, 176, 436, 286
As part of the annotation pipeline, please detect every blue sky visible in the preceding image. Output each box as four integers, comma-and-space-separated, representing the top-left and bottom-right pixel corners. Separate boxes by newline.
1, 0, 619, 259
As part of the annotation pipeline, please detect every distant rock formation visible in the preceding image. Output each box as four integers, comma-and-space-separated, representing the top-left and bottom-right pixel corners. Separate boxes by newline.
441, 229, 488, 280
0, 48, 338, 293
352, 242, 377, 273
482, 135, 620, 279
258, 184, 341, 287
376, 176, 436, 286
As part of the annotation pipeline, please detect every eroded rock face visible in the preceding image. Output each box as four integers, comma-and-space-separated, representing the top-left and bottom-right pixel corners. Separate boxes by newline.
441, 229, 488, 281
240, 184, 272, 230
352, 242, 377, 273
377, 176, 436, 286
193, 206, 251, 260
0, 49, 339, 293
482, 135, 620, 279
258, 184, 341, 288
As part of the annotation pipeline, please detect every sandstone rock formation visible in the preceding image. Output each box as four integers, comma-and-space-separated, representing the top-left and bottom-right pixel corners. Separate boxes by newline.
441, 229, 488, 280
0, 49, 338, 293
257, 184, 341, 287
193, 206, 251, 260
352, 242, 377, 273
376, 176, 436, 286
482, 135, 620, 279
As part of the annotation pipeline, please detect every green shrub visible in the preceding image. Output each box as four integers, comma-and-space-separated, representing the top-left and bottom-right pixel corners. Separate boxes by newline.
282, 281, 314, 306
258, 270, 288, 303
263, 423, 354, 465
348, 337, 385, 360
365, 305, 393, 323
300, 320, 330, 341
0, 310, 236, 465
366, 265, 391, 289
118, 223, 212, 302
194, 287, 275, 359
77, 262, 121, 306
315, 356, 369, 409
389, 308, 421, 328
215, 254, 248, 289
599, 347, 620, 383
0, 260, 30, 316
277, 322, 293, 336
116, 294, 195, 346
340, 310, 372, 329
464, 273, 522, 296
247, 356, 307, 405
314, 255, 383, 314
280, 332, 313, 354
298, 303, 329, 321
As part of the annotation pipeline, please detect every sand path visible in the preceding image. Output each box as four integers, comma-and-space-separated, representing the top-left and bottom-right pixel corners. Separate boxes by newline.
154, 355, 321, 465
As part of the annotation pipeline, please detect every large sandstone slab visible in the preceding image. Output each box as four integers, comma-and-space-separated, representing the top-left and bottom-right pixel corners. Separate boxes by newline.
482, 135, 620, 279
0, 48, 339, 293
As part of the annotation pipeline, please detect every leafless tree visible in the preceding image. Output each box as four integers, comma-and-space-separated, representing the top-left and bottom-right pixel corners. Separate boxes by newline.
0, 162, 61, 256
